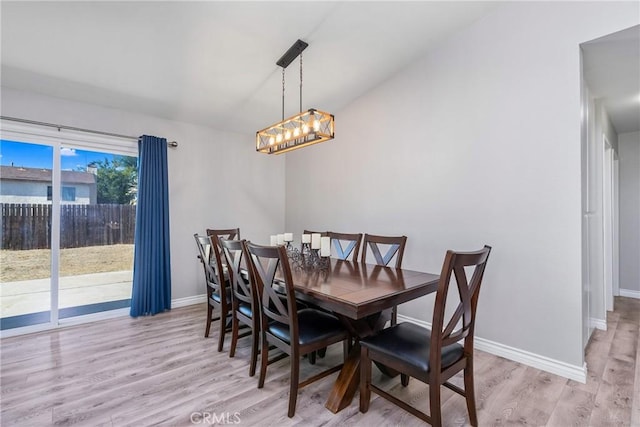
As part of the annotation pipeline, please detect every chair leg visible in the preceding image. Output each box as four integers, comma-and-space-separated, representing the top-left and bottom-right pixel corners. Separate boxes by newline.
229, 310, 239, 358
288, 352, 300, 418
391, 305, 398, 326
308, 351, 316, 365
217, 308, 227, 352
205, 304, 213, 338
429, 382, 442, 427
359, 346, 372, 413
317, 347, 327, 358
257, 332, 269, 388
249, 325, 259, 377
464, 359, 478, 426
401, 373, 410, 386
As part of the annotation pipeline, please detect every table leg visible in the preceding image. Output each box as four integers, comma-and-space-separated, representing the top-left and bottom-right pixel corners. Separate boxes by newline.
325, 342, 361, 413
325, 308, 398, 413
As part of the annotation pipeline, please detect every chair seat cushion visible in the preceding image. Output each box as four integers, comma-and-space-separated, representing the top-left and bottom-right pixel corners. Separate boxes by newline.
360, 322, 463, 374
211, 290, 231, 305
267, 309, 346, 346
237, 302, 252, 318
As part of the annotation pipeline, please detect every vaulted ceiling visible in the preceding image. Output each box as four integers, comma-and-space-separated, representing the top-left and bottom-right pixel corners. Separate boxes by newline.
2, 2, 638, 136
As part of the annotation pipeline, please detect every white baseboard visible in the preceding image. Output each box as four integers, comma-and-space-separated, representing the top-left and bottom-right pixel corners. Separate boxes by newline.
620, 289, 640, 299
397, 314, 587, 384
589, 317, 607, 331
171, 294, 207, 308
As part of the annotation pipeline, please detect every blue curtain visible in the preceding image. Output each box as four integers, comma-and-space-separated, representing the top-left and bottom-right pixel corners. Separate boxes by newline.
130, 135, 172, 316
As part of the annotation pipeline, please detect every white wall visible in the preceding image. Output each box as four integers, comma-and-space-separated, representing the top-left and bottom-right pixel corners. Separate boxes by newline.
285, 2, 639, 370
1, 87, 286, 300
619, 131, 640, 294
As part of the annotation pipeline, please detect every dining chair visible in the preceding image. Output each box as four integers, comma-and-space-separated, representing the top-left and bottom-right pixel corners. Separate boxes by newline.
205, 228, 240, 351
359, 245, 492, 427
220, 238, 259, 376
328, 231, 362, 261
361, 233, 407, 326
245, 242, 350, 418
193, 233, 231, 347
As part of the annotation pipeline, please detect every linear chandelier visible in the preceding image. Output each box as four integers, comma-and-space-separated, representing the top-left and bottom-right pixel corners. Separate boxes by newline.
256, 39, 335, 155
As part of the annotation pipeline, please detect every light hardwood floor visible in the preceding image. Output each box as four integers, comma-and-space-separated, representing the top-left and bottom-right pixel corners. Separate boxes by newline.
1, 296, 638, 426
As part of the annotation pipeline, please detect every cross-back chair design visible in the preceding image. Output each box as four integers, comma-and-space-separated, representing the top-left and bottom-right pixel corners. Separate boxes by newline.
328, 231, 362, 261
204, 228, 240, 352
194, 233, 230, 348
220, 238, 258, 376
361, 233, 407, 326
245, 242, 350, 418
206, 228, 240, 259
359, 245, 492, 427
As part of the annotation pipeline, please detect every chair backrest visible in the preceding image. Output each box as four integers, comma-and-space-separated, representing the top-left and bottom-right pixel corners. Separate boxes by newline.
430, 246, 491, 368
303, 230, 328, 236
194, 233, 221, 294
328, 231, 362, 261
361, 233, 407, 268
206, 228, 240, 283
245, 242, 299, 343
207, 228, 240, 254
220, 238, 257, 311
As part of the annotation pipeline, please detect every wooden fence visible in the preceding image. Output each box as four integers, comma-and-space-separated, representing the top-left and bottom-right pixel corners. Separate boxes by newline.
1, 203, 136, 250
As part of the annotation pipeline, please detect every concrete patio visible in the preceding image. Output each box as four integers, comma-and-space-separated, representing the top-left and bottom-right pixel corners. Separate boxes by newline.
0, 270, 132, 318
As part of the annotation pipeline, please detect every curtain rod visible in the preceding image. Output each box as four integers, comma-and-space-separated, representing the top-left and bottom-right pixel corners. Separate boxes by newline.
0, 116, 178, 148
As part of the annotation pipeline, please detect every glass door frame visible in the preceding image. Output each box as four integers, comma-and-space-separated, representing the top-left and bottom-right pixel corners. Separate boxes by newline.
0, 121, 137, 336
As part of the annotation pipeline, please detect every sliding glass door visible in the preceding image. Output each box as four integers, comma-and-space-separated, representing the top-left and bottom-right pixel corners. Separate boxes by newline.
0, 124, 138, 332
0, 140, 54, 329
58, 148, 136, 318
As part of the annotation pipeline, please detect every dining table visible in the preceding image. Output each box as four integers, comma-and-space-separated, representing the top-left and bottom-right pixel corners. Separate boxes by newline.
282, 257, 440, 413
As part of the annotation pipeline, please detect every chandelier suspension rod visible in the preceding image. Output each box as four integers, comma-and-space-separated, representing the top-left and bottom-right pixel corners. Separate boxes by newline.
281, 68, 285, 121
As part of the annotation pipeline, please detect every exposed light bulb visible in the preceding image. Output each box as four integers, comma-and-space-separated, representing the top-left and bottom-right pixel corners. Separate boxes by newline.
285, 130, 291, 140
302, 124, 309, 134
293, 127, 300, 137
276, 133, 283, 143
313, 119, 320, 132
269, 136, 275, 145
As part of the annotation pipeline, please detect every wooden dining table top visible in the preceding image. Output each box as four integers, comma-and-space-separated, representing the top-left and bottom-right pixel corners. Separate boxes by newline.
283, 258, 440, 320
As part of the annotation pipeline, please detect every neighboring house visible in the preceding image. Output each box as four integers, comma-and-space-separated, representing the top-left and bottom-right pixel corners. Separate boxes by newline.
0, 165, 97, 204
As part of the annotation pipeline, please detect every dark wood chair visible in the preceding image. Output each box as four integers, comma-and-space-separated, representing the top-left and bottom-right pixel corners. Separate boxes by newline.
194, 233, 231, 347
361, 233, 407, 326
205, 228, 240, 352
359, 245, 492, 427
303, 229, 328, 236
328, 231, 362, 261
206, 228, 240, 258
245, 242, 350, 418
220, 238, 259, 376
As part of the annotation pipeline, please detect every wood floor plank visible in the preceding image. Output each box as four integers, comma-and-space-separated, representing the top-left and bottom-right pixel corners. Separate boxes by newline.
546, 386, 596, 427
1, 297, 638, 426
631, 333, 640, 427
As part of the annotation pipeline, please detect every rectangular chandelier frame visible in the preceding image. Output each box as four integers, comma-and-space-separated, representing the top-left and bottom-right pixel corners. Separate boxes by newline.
256, 108, 334, 155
